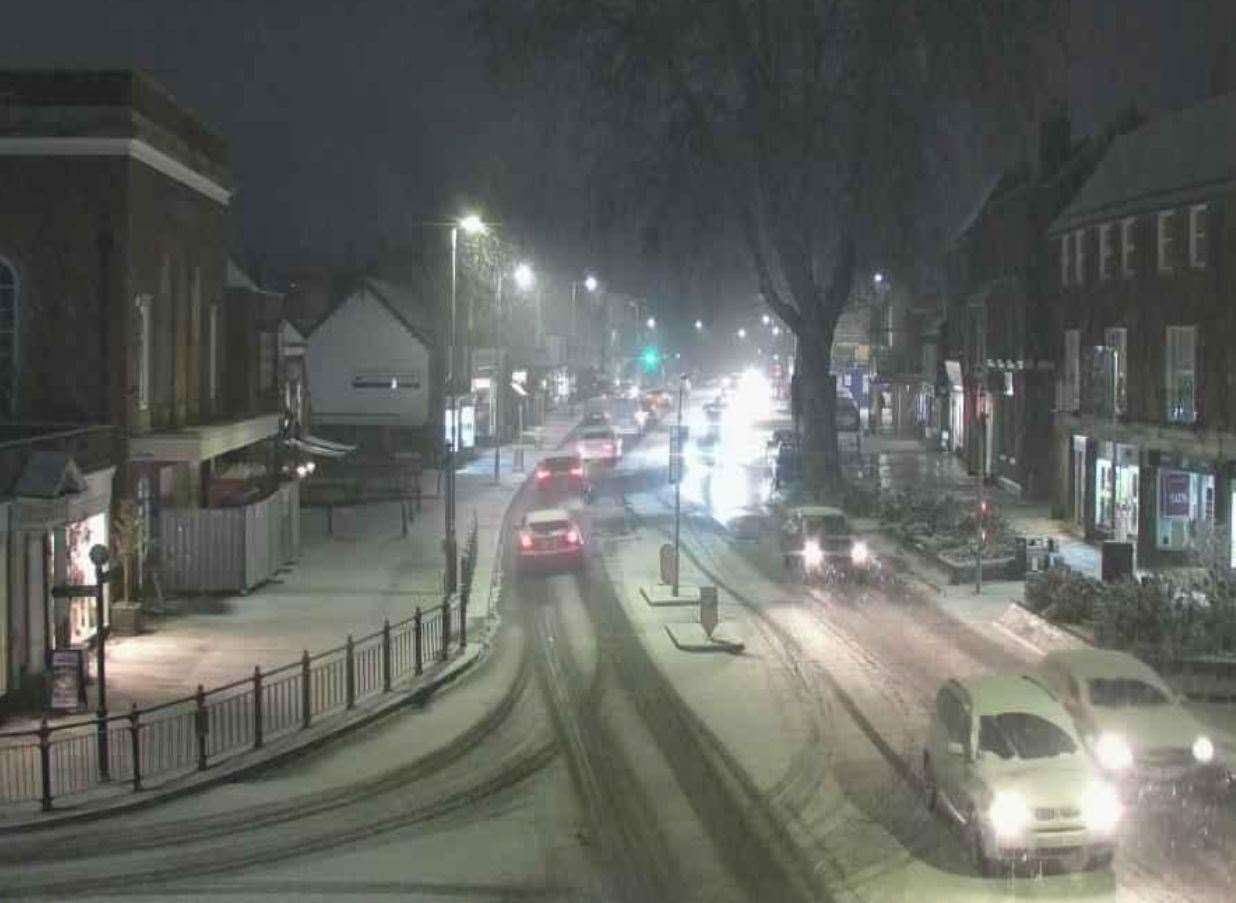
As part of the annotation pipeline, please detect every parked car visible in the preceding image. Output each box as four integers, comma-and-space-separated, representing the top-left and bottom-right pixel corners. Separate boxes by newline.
534, 454, 588, 494
577, 427, 621, 464
516, 508, 585, 572
1037, 649, 1231, 793
924, 674, 1121, 875
779, 505, 870, 580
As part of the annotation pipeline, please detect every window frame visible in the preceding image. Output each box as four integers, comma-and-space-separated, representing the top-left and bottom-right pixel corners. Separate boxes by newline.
1060, 234, 1071, 287
1157, 209, 1175, 273
1073, 229, 1085, 285
1189, 203, 1208, 269
1165, 325, 1197, 425
1121, 217, 1136, 278
136, 294, 152, 412
1104, 326, 1127, 417
1098, 222, 1114, 280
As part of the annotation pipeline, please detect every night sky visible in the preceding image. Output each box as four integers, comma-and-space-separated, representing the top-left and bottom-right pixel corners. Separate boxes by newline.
0, 1, 1228, 288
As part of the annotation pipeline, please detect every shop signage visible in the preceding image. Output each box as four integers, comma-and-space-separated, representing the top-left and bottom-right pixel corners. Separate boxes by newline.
49, 648, 87, 711
1161, 470, 1191, 518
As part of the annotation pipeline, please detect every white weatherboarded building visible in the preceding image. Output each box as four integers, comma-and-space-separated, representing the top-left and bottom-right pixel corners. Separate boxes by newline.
306, 278, 438, 432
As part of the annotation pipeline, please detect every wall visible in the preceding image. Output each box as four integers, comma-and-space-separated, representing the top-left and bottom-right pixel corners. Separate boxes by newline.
307, 289, 431, 427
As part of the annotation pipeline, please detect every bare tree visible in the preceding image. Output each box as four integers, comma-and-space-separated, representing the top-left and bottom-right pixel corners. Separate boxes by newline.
473, 0, 1066, 489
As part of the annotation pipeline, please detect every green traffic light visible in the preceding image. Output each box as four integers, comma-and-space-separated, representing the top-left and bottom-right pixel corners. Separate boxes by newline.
641, 346, 661, 371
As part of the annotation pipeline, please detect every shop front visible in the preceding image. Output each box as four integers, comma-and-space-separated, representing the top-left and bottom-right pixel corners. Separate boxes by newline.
1156, 461, 1215, 555
945, 361, 964, 453
1093, 442, 1139, 544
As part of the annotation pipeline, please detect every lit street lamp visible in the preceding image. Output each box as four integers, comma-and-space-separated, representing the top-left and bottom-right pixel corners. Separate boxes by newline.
737, 327, 747, 339
761, 314, 771, 326
646, 316, 657, 330
694, 319, 703, 331
514, 262, 534, 290
584, 274, 598, 292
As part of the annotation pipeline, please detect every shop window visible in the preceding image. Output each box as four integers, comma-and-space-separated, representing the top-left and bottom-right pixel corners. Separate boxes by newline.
1158, 469, 1214, 552
0, 257, 17, 417
1121, 217, 1136, 278
1157, 210, 1175, 273
1098, 223, 1114, 280
1189, 204, 1208, 269
1165, 325, 1197, 424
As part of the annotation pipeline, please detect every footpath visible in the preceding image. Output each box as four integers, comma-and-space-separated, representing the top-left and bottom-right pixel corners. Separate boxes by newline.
0, 410, 580, 825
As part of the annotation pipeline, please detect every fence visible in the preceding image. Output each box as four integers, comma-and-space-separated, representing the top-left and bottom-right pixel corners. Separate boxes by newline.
160, 481, 300, 593
0, 592, 466, 812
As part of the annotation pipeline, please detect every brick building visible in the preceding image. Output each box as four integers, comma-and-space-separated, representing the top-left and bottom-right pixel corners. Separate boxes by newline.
1049, 90, 1236, 567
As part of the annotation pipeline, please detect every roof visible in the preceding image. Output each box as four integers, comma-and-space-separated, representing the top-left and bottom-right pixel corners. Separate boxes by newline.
13, 452, 87, 498
953, 674, 1063, 718
226, 259, 281, 297
305, 276, 436, 346
1052, 91, 1236, 232
1041, 648, 1164, 683
526, 508, 573, 524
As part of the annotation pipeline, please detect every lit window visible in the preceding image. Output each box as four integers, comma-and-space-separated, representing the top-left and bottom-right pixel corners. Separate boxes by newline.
1098, 223, 1114, 280
1157, 210, 1175, 273
1121, 217, 1136, 277
1165, 325, 1197, 424
1189, 204, 1208, 269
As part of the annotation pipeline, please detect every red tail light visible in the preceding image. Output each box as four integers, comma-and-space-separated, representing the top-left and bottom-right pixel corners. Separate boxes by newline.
570, 466, 585, 477
519, 532, 532, 549
565, 529, 581, 545
535, 468, 550, 480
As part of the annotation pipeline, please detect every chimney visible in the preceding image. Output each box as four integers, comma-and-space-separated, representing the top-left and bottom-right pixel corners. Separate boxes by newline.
1037, 103, 1071, 179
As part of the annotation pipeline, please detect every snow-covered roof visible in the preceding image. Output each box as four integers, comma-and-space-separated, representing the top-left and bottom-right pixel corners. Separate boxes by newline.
1052, 90, 1236, 233
306, 276, 436, 346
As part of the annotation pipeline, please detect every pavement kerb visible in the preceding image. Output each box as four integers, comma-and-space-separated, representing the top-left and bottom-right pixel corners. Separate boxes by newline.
1, 412, 584, 834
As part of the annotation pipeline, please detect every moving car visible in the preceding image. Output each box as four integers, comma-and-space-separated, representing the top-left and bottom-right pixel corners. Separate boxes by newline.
924, 674, 1121, 875
577, 426, 621, 465
516, 508, 585, 572
580, 410, 610, 428
779, 505, 871, 580
1037, 648, 1230, 792
534, 454, 587, 494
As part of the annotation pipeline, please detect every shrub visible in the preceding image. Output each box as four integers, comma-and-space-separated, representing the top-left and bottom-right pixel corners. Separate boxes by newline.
1025, 567, 1102, 623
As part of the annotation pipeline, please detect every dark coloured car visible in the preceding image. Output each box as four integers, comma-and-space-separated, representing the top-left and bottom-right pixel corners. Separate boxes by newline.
516, 508, 586, 572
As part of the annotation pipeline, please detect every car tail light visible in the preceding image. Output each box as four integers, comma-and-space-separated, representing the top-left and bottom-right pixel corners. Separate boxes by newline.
570, 466, 585, 477
565, 528, 581, 545
519, 532, 532, 549
535, 468, 550, 480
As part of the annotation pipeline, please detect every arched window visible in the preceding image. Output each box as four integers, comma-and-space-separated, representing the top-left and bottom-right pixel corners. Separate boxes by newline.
0, 258, 16, 417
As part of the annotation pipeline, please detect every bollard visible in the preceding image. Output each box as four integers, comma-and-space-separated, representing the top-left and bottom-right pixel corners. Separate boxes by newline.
195, 684, 208, 771
253, 666, 264, 749
129, 703, 143, 792
345, 635, 356, 709
414, 607, 424, 675
441, 598, 452, 661
382, 618, 392, 692
38, 718, 52, 812
301, 650, 312, 729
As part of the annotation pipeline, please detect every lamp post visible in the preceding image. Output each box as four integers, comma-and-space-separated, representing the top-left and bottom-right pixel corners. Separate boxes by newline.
89, 544, 110, 781
570, 275, 598, 402
447, 214, 487, 594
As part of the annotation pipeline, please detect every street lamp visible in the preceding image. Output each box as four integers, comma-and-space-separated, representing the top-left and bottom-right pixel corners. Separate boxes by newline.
761, 314, 771, 326
873, 271, 885, 284
737, 328, 747, 339
694, 319, 703, 331
772, 326, 781, 336
447, 212, 488, 594
646, 316, 656, 330
514, 262, 535, 290
584, 274, 598, 292
89, 544, 110, 780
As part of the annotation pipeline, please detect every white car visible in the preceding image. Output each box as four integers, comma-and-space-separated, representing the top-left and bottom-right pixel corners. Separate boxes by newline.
924, 674, 1121, 874
1038, 649, 1230, 791
577, 427, 621, 465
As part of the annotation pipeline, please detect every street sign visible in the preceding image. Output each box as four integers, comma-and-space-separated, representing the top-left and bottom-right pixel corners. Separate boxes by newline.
668, 425, 684, 484
699, 585, 718, 638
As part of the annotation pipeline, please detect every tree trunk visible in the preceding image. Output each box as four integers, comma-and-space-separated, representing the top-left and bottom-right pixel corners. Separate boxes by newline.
797, 323, 842, 493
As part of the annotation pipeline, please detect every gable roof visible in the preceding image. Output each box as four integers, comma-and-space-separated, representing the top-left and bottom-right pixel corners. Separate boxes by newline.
13, 452, 87, 499
305, 276, 436, 347
1052, 91, 1236, 233
226, 258, 282, 297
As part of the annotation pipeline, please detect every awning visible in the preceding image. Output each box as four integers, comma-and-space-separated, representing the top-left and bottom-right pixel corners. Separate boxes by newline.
286, 434, 357, 459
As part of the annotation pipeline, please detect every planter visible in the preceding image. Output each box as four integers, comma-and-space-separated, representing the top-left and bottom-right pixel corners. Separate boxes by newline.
936, 551, 1020, 585
110, 601, 145, 635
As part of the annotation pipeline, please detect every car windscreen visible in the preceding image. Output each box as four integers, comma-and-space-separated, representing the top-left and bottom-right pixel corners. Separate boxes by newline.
978, 713, 1077, 760
805, 515, 848, 535
1087, 677, 1169, 707
529, 520, 570, 534
543, 457, 577, 472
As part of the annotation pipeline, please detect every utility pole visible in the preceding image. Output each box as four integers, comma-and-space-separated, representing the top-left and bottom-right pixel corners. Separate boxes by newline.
976, 407, 986, 595
445, 226, 459, 596
493, 269, 504, 485
672, 376, 685, 597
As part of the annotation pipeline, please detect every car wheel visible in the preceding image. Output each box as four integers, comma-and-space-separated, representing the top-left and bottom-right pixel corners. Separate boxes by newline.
964, 809, 994, 877
923, 754, 938, 812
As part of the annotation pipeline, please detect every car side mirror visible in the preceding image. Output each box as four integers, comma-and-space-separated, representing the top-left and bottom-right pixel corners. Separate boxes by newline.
947, 740, 966, 758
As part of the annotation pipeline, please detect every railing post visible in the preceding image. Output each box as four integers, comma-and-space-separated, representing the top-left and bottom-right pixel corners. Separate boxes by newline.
96, 709, 111, 783
345, 635, 356, 709
38, 718, 52, 812
253, 666, 264, 750
441, 597, 452, 661
414, 607, 423, 676
301, 650, 312, 729
195, 684, 208, 771
129, 703, 142, 792
382, 619, 392, 692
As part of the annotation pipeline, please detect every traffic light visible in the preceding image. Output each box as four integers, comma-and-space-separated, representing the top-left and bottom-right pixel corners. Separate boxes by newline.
641, 345, 661, 372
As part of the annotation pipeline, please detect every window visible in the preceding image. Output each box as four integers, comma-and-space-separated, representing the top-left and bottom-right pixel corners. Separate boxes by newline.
136, 294, 151, 411
1098, 222, 1114, 280
1062, 329, 1080, 412
1105, 326, 1127, 417
1121, 217, 1136, 277
0, 258, 17, 416
1165, 325, 1197, 424
1189, 204, 1208, 269
1074, 229, 1085, 284
1060, 234, 1071, 287
1157, 210, 1175, 272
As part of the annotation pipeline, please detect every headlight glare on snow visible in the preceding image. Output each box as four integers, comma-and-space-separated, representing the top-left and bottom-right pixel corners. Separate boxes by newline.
988, 790, 1031, 839
1081, 782, 1122, 833
1094, 732, 1134, 771
850, 541, 870, 565
1193, 735, 1215, 763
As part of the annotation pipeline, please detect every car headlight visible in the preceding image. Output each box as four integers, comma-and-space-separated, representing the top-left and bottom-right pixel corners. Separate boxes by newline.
1081, 782, 1122, 833
988, 790, 1031, 839
802, 540, 824, 570
1193, 735, 1215, 764
850, 540, 870, 565
1094, 732, 1134, 771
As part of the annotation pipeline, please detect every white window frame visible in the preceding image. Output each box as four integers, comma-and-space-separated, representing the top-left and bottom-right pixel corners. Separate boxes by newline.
1189, 203, 1208, 269
1074, 229, 1085, 285
1165, 325, 1197, 424
1157, 210, 1175, 273
1063, 328, 1080, 413
1060, 234, 1071, 287
136, 294, 152, 411
1121, 217, 1136, 277
1104, 326, 1127, 417
1098, 223, 1114, 280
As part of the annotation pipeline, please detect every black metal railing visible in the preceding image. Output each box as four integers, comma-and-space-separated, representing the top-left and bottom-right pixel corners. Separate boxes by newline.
0, 591, 466, 812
